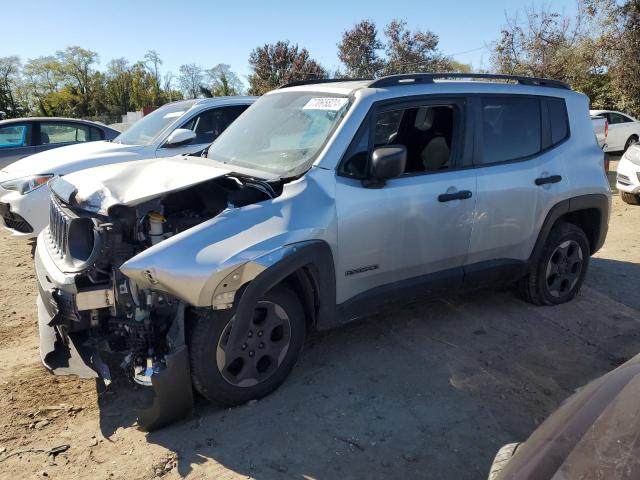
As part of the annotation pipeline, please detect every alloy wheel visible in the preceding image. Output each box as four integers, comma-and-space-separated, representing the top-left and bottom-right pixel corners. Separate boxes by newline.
545, 240, 583, 298
216, 301, 292, 387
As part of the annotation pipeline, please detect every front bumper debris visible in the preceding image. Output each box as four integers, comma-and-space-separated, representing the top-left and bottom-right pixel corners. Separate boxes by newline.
35, 244, 194, 430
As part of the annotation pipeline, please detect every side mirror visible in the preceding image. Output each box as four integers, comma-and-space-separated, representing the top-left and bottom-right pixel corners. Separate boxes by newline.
164, 128, 197, 148
363, 145, 407, 188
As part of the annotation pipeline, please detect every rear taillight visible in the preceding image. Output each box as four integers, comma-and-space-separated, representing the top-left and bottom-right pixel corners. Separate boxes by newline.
604, 152, 610, 173
604, 119, 609, 139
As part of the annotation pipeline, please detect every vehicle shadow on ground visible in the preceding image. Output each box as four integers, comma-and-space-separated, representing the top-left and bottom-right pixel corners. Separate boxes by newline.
95, 284, 640, 480
588, 257, 640, 311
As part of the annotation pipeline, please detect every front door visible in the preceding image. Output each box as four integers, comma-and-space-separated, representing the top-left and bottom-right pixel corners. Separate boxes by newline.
335, 97, 476, 306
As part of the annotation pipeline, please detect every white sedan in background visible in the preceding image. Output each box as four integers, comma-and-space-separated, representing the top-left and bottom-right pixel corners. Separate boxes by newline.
590, 109, 640, 152
616, 143, 640, 204
0, 97, 255, 237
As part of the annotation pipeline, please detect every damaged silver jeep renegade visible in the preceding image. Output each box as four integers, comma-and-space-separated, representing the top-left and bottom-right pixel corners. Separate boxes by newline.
34, 74, 611, 429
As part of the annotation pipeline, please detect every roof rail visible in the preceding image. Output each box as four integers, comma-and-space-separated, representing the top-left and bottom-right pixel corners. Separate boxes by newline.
279, 78, 370, 89
368, 73, 570, 90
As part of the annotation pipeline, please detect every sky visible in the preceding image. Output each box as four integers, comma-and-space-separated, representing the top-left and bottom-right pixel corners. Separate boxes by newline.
2, 0, 578, 86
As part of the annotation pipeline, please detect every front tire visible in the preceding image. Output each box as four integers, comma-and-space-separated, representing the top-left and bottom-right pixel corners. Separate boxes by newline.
488, 443, 520, 480
621, 191, 640, 205
188, 285, 306, 406
516, 223, 590, 306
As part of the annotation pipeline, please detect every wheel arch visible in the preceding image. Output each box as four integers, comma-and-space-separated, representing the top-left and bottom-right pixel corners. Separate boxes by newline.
530, 193, 609, 262
226, 240, 337, 348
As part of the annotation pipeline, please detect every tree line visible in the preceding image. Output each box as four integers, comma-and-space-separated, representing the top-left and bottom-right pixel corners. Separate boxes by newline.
1, 1, 639, 121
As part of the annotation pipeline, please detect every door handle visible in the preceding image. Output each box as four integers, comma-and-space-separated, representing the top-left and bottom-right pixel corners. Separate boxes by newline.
535, 175, 562, 186
438, 190, 473, 202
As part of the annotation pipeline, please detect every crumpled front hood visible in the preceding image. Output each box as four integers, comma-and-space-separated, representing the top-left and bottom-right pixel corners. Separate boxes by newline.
51, 156, 232, 215
1, 141, 146, 177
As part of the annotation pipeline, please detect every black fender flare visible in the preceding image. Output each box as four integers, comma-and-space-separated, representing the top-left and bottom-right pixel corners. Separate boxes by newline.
530, 193, 609, 262
227, 240, 336, 348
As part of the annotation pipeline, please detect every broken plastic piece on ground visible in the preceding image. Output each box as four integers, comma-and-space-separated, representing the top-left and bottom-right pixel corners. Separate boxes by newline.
137, 346, 194, 431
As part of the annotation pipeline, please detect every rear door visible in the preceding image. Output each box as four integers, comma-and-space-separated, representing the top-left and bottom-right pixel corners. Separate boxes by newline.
335, 96, 477, 306
0, 122, 35, 168
465, 95, 569, 284
35, 121, 91, 153
155, 105, 250, 157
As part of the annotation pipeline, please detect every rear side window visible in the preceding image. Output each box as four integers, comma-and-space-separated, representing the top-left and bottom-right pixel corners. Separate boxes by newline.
90, 127, 104, 141
480, 97, 541, 164
548, 98, 569, 145
180, 105, 250, 145
607, 112, 632, 124
40, 122, 90, 145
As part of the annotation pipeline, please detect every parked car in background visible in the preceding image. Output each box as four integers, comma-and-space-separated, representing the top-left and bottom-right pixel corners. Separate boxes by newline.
591, 113, 608, 149
488, 352, 640, 480
0, 97, 255, 236
616, 143, 640, 204
33, 74, 610, 429
0, 117, 119, 169
590, 109, 640, 152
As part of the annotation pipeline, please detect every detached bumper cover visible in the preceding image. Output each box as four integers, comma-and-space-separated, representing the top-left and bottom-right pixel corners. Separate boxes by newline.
36, 243, 109, 380
35, 243, 194, 430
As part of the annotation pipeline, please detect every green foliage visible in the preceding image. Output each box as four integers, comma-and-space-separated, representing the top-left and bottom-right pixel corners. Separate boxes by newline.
338, 20, 385, 78
490, 0, 640, 116
206, 64, 244, 96
4, 6, 640, 120
178, 63, 204, 99
1, 49, 191, 121
610, 0, 640, 116
337, 19, 456, 79
247, 41, 327, 95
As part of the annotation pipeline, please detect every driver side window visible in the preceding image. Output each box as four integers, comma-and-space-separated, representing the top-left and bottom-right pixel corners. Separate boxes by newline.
341, 103, 458, 179
181, 106, 249, 145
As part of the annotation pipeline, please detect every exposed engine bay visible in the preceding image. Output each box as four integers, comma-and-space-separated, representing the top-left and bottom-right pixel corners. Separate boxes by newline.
40, 170, 279, 429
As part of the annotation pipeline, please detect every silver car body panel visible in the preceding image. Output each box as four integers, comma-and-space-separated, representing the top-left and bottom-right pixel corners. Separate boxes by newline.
32, 78, 612, 429
40, 80, 611, 313
120, 166, 338, 307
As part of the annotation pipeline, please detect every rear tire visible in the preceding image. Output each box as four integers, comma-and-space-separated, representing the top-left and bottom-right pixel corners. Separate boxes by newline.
516, 222, 589, 306
188, 285, 306, 406
624, 135, 639, 152
621, 191, 640, 205
488, 443, 520, 480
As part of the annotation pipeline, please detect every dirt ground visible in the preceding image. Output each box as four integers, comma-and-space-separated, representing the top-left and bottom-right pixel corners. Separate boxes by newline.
1, 163, 639, 480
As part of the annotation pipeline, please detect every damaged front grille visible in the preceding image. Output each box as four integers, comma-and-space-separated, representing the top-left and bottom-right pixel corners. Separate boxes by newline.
48, 194, 71, 258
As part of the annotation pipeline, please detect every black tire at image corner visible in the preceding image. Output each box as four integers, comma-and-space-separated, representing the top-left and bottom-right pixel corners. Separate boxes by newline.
517, 222, 590, 306
621, 191, 640, 205
187, 285, 306, 406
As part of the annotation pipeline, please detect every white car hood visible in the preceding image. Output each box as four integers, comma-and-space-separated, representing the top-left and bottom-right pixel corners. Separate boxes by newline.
51, 156, 232, 215
1, 141, 147, 178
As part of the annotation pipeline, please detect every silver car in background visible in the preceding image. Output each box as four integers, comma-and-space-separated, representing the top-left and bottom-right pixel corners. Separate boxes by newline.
0, 97, 255, 236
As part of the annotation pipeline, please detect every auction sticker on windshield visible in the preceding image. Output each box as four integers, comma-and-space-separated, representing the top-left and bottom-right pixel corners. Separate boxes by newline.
303, 97, 349, 111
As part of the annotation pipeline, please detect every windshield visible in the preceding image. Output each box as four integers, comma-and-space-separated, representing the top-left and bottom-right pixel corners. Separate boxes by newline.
207, 92, 351, 176
114, 100, 196, 145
